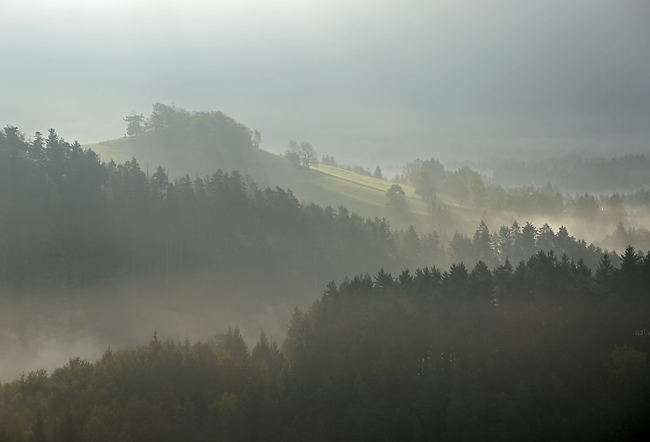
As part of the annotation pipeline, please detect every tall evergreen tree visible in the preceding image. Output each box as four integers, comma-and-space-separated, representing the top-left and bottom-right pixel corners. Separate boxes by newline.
617, 245, 643, 298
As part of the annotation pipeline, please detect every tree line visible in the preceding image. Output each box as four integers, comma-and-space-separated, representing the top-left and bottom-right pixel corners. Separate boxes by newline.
492, 154, 650, 193
124, 103, 261, 152
1, 123, 649, 441
0, 126, 628, 295
398, 157, 636, 224
0, 246, 648, 441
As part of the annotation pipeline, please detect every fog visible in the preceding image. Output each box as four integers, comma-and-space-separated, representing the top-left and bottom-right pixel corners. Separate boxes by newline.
2, 3, 650, 437
2, 0, 649, 168
0, 264, 320, 382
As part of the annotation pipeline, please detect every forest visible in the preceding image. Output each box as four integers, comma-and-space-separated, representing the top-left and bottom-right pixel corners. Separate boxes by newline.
1, 119, 649, 441
0, 248, 648, 441
0, 125, 618, 292
4, 0, 650, 437
491, 155, 650, 193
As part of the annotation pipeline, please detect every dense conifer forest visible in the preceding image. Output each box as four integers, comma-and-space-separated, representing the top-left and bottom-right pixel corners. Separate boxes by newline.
0, 126, 615, 293
1, 124, 649, 440
0, 251, 648, 441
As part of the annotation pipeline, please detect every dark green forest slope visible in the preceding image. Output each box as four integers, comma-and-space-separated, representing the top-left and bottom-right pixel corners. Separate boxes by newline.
2, 122, 649, 441
0, 126, 613, 293
1, 123, 627, 376
0, 252, 649, 441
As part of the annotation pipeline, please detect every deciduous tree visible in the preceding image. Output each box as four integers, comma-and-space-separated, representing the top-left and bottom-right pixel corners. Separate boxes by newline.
123, 112, 147, 137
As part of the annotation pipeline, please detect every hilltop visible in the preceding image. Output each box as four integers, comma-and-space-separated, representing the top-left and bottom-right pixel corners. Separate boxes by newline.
85, 104, 479, 235
83, 104, 650, 252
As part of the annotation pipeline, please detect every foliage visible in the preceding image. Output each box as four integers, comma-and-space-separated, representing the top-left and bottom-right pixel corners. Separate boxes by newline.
440, 171, 470, 205
0, 123, 648, 439
488, 183, 563, 216
403, 157, 446, 187
385, 184, 409, 218
321, 154, 338, 167
492, 154, 650, 193
338, 164, 373, 177
123, 112, 146, 137
299, 141, 318, 168
285, 140, 318, 168
411, 169, 434, 198
285, 139, 301, 166
1, 250, 649, 441
468, 176, 487, 208
0, 127, 619, 293
118, 104, 261, 179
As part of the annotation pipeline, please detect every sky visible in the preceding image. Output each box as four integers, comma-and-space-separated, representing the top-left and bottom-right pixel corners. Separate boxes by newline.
1, 0, 649, 172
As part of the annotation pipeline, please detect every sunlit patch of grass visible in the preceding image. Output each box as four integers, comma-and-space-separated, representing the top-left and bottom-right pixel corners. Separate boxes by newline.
312, 164, 458, 215
83, 137, 139, 164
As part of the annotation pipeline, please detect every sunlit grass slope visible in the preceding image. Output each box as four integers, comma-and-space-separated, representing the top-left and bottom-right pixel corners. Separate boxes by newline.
87, 137, 140, 165
312, 164, 458, 214
85, 138, 478, 233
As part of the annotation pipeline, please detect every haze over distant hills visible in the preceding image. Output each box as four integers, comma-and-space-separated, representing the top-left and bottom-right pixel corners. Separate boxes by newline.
86, 104, 650, 243
2, 1, 649, 169
2, 1, 650, 439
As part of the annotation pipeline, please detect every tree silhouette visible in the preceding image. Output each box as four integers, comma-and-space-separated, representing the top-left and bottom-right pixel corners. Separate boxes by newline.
299, 141, 318, 168
123, 112, 147, 137
385, 184, 408, 217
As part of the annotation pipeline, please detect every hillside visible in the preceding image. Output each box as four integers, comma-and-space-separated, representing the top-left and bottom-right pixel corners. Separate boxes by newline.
2, 254, 649, 442
86, 136, 477, 235
84, 105, 650, 251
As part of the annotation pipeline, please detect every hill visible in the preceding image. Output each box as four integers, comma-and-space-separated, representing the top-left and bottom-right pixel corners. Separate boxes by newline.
88, 137, 478, 234
1, 254, 648, 441
85, 105, 479, 235
82, 105, 650, 250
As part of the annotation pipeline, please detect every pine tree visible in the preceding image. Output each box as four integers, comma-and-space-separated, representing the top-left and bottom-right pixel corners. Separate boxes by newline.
473, 221, 494, 267
470, 261, 493, 302
374, 268, 394, 290
617, 245, 642, 298
218, 327, 249, 362
595, 253, 614, 284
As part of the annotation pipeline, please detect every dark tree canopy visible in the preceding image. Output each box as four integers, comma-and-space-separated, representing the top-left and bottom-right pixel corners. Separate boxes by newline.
386, 184, 408, 216
1, 124, 649, 442
0, 249, 648, 441
123, 112, 146, 137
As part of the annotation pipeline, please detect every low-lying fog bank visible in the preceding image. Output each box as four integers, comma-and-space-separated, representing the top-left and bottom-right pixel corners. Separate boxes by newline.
0, 265, 320, 382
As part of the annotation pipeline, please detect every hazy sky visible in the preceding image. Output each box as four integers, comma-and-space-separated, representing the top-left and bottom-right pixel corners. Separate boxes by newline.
1, 0, 649, 169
